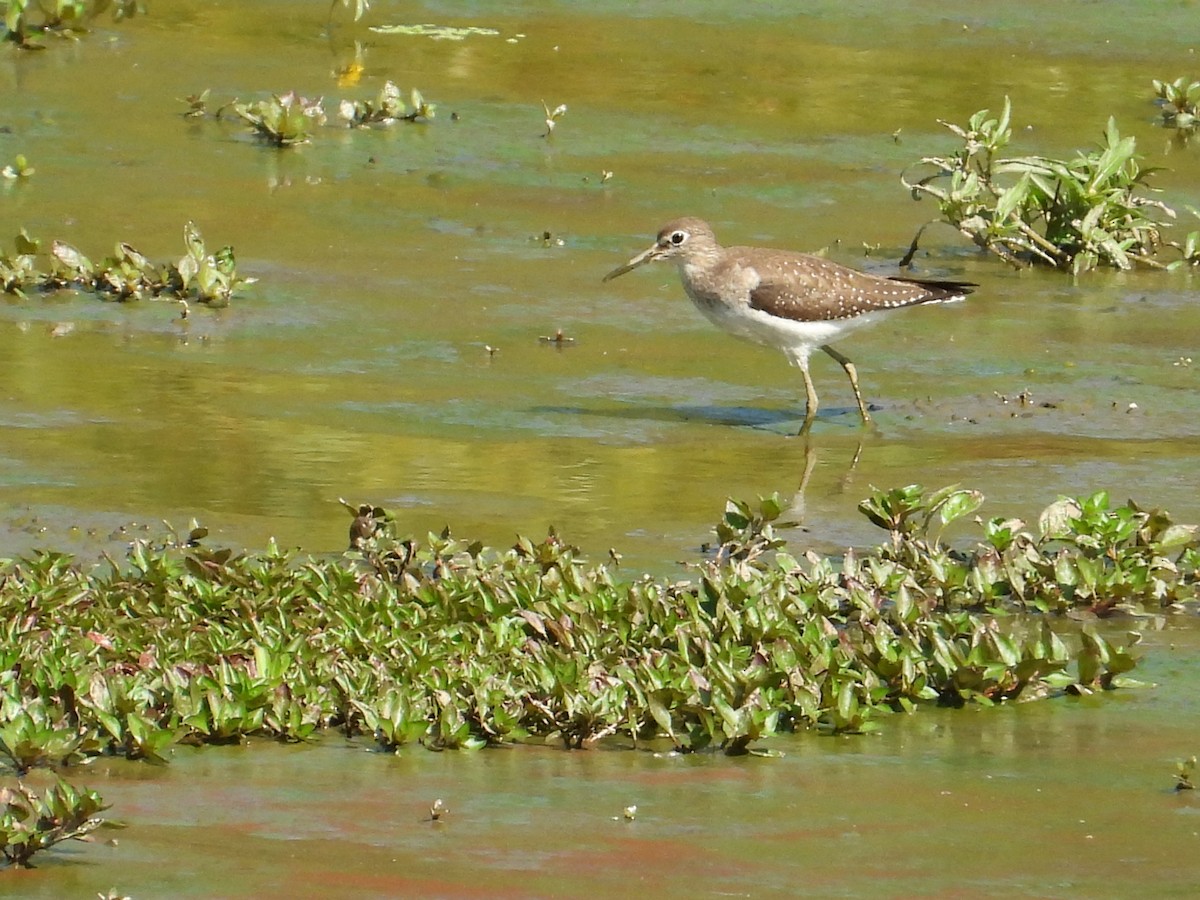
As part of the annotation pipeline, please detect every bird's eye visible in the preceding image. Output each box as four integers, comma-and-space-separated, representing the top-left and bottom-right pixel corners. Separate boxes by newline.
669, 230, 687, 246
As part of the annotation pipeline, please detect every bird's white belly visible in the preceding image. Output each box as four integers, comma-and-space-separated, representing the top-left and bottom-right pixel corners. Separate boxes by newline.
688, 293, 877, 364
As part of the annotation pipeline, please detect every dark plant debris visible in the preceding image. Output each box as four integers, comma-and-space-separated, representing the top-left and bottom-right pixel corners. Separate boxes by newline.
539, 329, 575, 346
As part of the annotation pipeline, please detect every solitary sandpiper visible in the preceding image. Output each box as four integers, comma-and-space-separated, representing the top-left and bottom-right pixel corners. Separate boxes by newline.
603, 217, 975, 433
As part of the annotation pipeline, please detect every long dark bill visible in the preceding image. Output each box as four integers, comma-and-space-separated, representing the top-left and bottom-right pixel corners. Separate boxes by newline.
602, 245, 661, 282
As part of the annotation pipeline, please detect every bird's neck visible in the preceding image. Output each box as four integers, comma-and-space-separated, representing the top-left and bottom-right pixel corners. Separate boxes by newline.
677, 251, 735, 305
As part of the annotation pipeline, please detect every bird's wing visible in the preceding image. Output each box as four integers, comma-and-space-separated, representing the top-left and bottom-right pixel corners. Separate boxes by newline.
742, 254, 940, 322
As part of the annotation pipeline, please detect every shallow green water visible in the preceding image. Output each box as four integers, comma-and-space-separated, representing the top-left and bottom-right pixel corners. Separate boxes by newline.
2, 0, 1200, 894
3, 0, 1199, 570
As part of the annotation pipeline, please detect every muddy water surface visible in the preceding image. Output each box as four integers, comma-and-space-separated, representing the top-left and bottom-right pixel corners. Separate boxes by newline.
2, 1, 1200, 895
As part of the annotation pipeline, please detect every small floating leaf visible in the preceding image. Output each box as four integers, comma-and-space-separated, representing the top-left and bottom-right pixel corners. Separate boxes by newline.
369, 23, 500, 40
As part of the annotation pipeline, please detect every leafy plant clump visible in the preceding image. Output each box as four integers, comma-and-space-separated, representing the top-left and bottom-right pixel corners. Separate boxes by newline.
903, 99, 1200, 272
0, 778, 110, 868
186, 82, 435, 147
0, 487, 1191, 766
338, 82, 435, 128
1, 0, 142, 48
1, 154, 34, 180
1175, 755, 1197, 791
228, 91, 328, 147
1153, 77, 1200, 132
0, 221, 253, 305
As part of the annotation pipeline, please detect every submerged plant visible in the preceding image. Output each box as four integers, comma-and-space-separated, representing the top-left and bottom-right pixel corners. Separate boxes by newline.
903, 99, 1199, 272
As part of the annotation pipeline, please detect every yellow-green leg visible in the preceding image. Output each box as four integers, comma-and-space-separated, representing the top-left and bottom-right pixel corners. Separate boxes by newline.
797, 359, 820, 435
821, 343, 871, 425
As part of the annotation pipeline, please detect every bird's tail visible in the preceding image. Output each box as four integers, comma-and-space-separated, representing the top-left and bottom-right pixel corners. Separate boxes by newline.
888, 276, 976, 303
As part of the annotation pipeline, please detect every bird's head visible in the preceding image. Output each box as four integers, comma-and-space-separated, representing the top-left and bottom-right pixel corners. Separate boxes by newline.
602, 217, 717, 282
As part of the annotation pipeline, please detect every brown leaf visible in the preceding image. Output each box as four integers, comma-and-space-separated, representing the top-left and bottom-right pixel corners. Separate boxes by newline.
86, 631, 114, 650
516, 609, 546, 637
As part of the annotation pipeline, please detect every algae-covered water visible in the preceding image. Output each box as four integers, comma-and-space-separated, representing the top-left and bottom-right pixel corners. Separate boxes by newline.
2, 1, 1200, 895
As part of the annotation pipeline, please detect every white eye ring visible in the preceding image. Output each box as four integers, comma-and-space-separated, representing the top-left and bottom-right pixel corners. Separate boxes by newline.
669, 230, 687, 246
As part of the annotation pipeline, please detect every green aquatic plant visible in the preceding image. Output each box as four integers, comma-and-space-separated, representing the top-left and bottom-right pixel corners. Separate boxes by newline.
1175, 755, 1196, 791
180, 89, 210, 119
190, 83, 436, 144
0, 230, 38, 294
1, 0, 141, 47
0, 699, 93, 775
227, 91, 327, 147
0, 486, 1189, 764
0, 778, 109, 868
903, 99, 1198, 272
0, 221, 253, 304
0, 154, 33, 180
541, 100, 567, 137
1179, 209, 1200, 268
337, 81, 435, 127
24, 0, 86, 30
1153, 77, 1200, 131
169, 220, 251, 306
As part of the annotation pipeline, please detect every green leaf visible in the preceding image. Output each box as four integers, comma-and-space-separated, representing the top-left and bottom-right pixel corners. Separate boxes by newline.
1038, 498, 1082, 539
836, 680, 858, 724
994, 171, 1031, 223
647, 693, 675, 742
183, 221, 206, 261
15, 230, 39, 255
995, 96, 1012, 141
936, 489, 985, 527
1158, 524, 1200, 549
51, 240, 93, 275
1088, 125, 1137, 192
